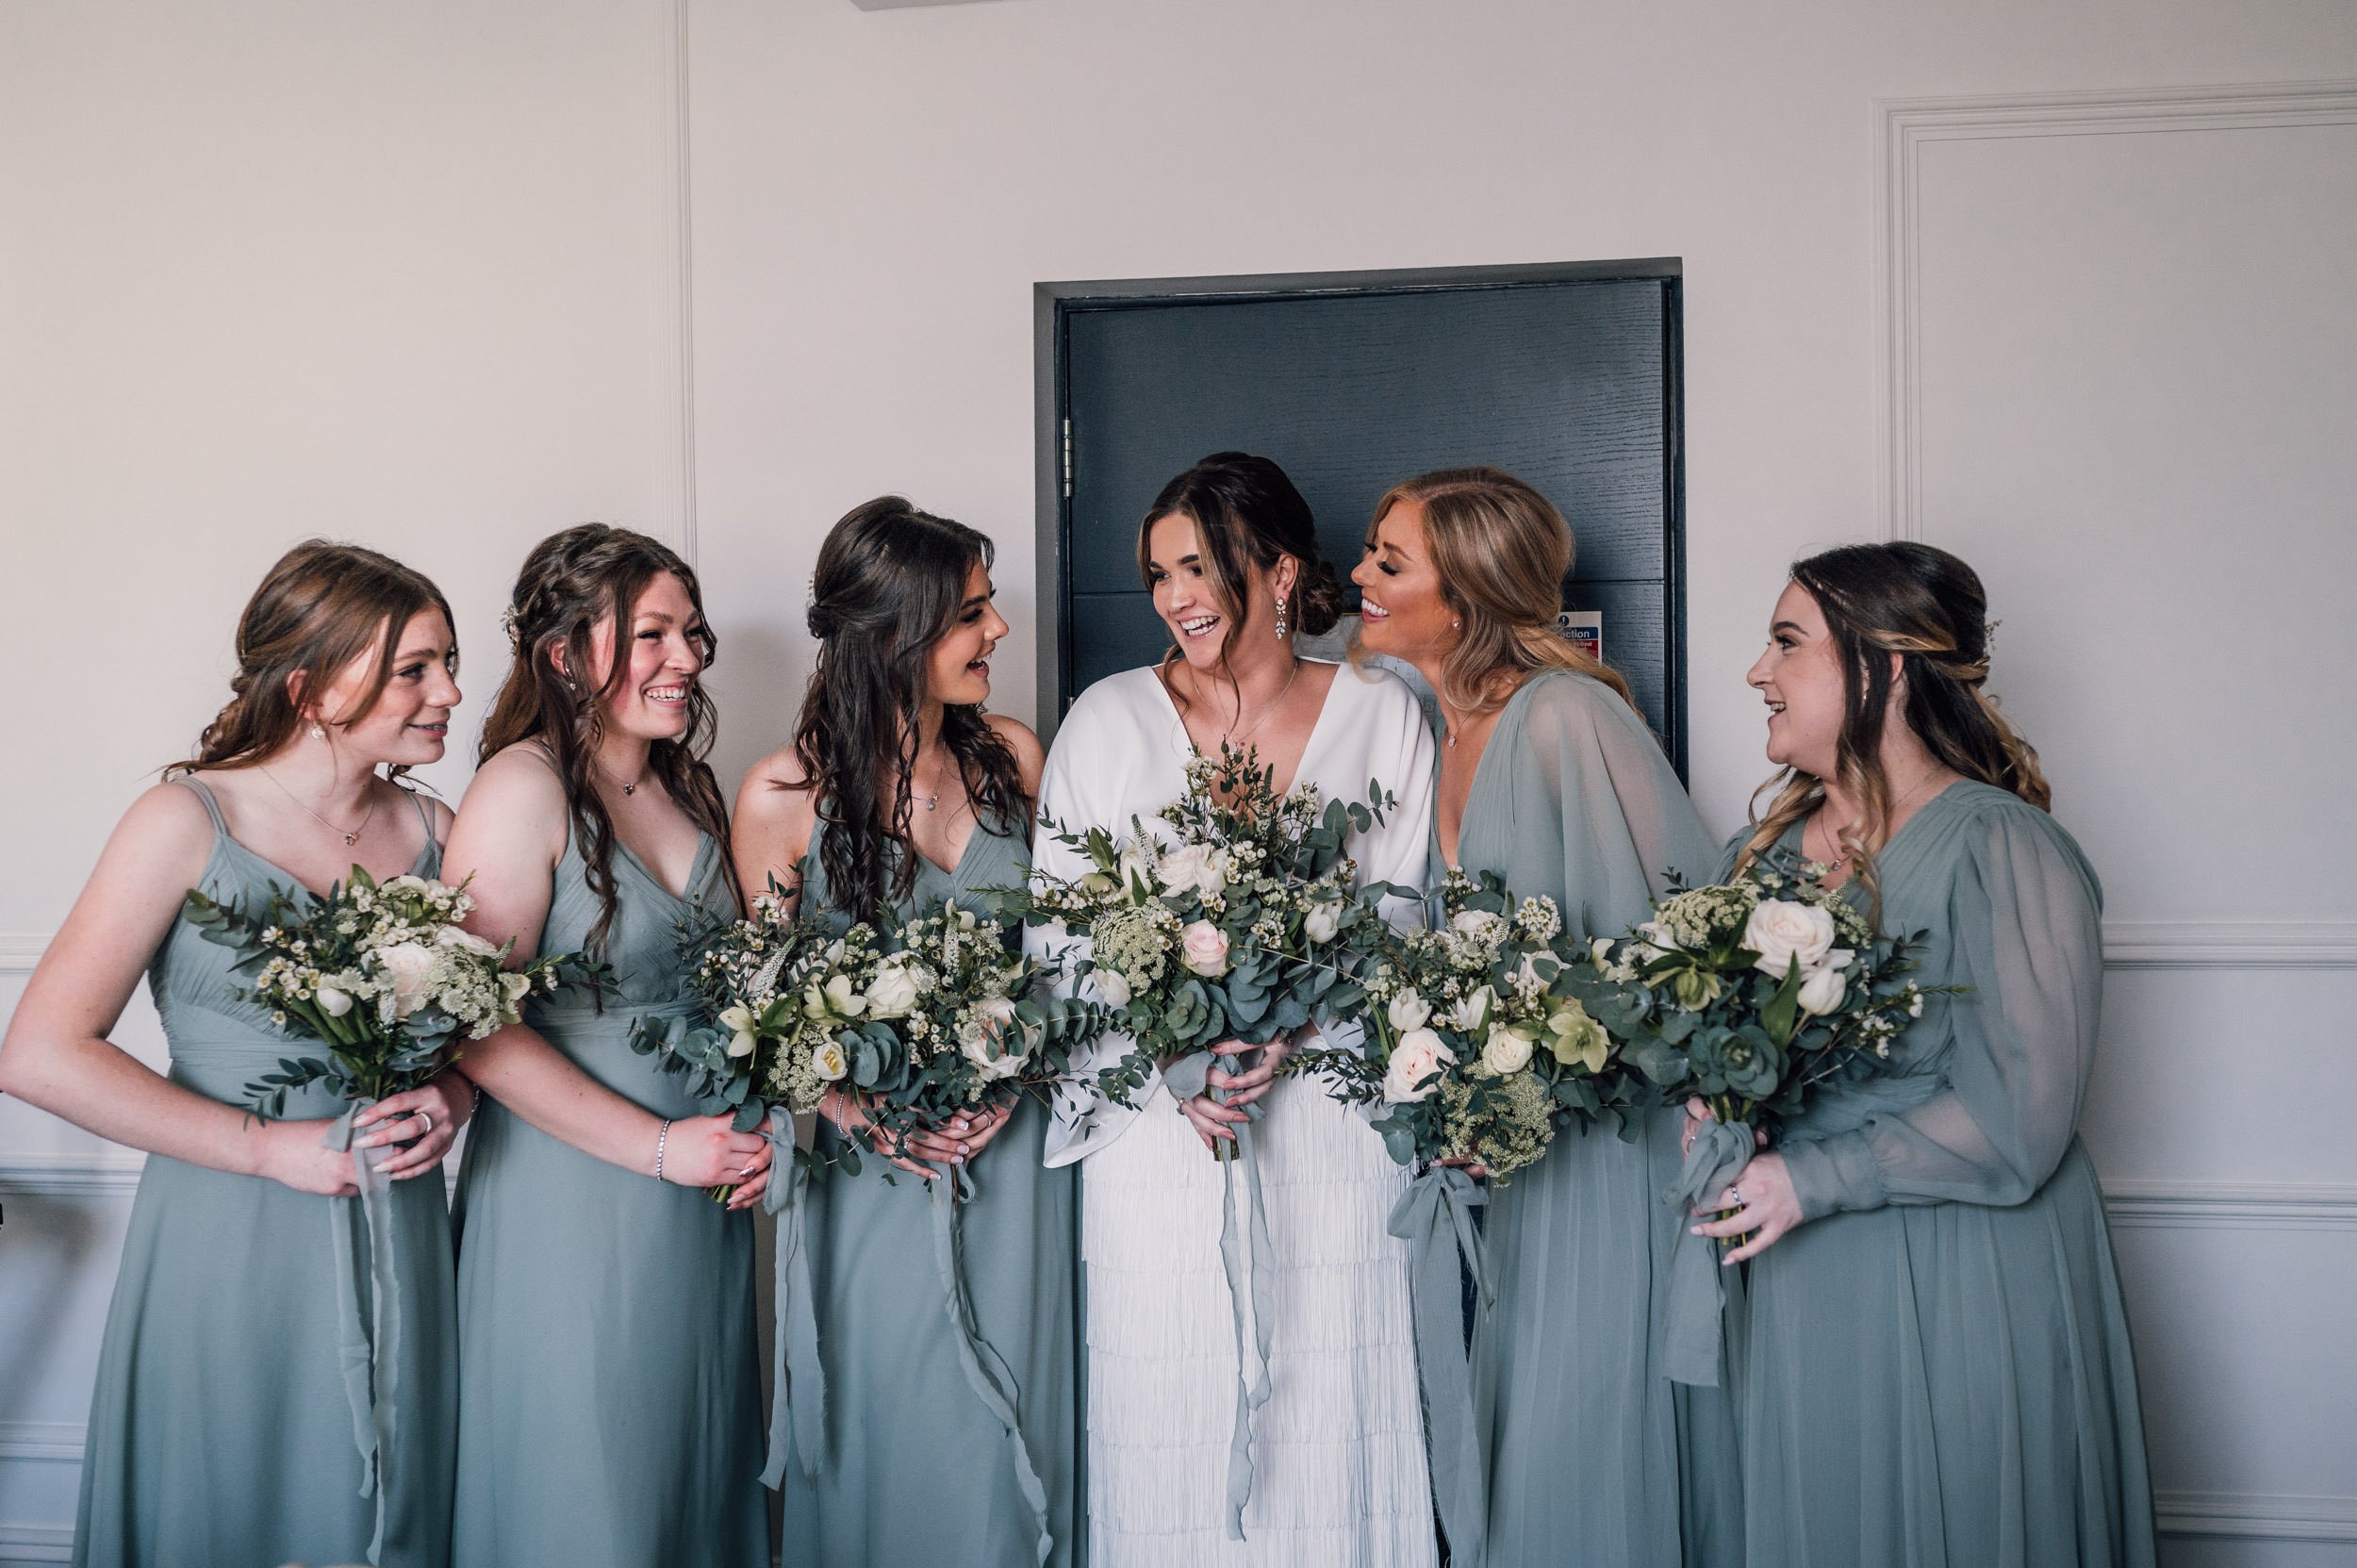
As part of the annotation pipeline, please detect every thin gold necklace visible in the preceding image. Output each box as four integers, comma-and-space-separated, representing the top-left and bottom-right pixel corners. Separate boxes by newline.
1815, 763, 1945, 868
1215, 656, 1301, 752
258, 765, 378, 848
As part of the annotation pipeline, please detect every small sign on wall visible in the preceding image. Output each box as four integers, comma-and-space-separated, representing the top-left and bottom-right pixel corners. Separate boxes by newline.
1557, 609, 1602, 664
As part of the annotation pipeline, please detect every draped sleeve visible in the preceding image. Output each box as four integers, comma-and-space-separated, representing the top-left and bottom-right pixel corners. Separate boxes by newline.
1780, 798, 2106, 1220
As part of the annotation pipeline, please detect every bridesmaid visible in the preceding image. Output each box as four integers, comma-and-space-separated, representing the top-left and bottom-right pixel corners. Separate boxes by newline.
444, 524, 772, 1568
1348, 467, 1741, 1568
732, 497, 1072, 1567
0, 542, 472, 1568
1686, 541, 2155, 1567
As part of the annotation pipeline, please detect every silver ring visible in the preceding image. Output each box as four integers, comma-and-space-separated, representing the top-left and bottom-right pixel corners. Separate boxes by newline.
418, 1112, 435, 1135
1727, 1186, 1742, 1206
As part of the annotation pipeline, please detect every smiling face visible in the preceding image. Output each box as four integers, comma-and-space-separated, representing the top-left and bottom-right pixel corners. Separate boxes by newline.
1746, 580, 1850, 779
1349, 497, 1459, 663
307, 607, 461, 767
1145, 510, 1291, 674
923, 560, 1008, 707
575, 571, 706, 744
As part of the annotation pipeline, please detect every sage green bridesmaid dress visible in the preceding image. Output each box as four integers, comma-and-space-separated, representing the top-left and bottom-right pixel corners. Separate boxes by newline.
1730, 783, 2155, 1568
74, 777, 458, 1568
779, 818, 1080, 1568
449, 817, 766, 1568
1446, 670, 1744, 1568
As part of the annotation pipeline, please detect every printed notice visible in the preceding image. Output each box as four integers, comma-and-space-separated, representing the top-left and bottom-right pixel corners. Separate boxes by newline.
1556, 609, 1602, 664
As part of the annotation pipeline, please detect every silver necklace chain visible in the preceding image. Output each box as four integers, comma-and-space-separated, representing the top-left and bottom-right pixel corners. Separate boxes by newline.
257, 765, 378, 848
1214, 656, 1301, 753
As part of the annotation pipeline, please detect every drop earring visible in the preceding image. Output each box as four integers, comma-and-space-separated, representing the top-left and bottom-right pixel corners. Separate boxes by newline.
309, 722, 327, 740
1275, 593, 1290, 640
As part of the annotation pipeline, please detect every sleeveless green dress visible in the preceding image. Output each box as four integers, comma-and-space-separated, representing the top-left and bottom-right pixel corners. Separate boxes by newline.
782, 817, 1080, 1568
449, 817, 766, 1568
1445, 671, 1745, 1568
73, 776, 458, 1568
1729, 783, 2155, 1568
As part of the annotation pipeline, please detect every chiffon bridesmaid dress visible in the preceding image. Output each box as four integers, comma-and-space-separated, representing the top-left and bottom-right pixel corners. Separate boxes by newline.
1446, 669, 1744, 1568
74, 777, 458, 1568
449, 808, 766, 1568
778, 817, 1080, 1568
1731, 782, 2156, 1568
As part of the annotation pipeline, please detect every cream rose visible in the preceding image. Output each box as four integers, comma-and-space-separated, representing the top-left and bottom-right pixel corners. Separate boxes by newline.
1093, 966, 1133, 1008
1451, 908, 1508, 948
1387, 989, 1433, 1032
1179, 920, 1231, 977
810, 1040, 849, 1082
1481, 1024, 1535, 1076
1744, 900, 1838, 979
960, 997, 1029, 1081
1303, 900, 1344, 945
864, 958, 922, 1020
1382, 1029, 1455, 1103
1796, 965, 1848, 1016
372, 942, 437, 1021
1157, 843, 1230, 900
314, 982, 354, 1018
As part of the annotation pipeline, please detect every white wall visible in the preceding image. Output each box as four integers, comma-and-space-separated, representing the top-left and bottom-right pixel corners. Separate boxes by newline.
4, 0, 2353, 1561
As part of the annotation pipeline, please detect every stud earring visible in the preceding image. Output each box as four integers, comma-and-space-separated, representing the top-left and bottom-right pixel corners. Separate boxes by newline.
1274, 594, 1289, 640
309, 722, 327, 740
1451, 618, 1461, 631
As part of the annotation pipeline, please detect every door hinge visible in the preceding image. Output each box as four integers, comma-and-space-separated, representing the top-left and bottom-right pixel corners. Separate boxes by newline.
1062, 419, 1073, 499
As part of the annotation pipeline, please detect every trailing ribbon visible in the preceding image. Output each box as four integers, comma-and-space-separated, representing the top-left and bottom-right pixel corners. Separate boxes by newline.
762, 1106, 825, 1489
1162, 1048, 1276, 1542
1388, 1165, 1490, 1566
1662, 1116, 1755, 1387
927, 1158, 1055, 1566
323, 1099, 404, 1566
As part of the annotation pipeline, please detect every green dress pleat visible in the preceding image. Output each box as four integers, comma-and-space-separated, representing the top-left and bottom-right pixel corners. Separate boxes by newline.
74, 777, 458, 1568
449, 824, 767, 1568
1728, 783, 2155, 1568
783, 818, 1080, 1568
1447, 671, 1744, 1568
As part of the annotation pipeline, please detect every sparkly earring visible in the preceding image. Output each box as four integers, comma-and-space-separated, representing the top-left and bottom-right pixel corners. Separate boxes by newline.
309, 722, 327, 740
1275, 593, 1290, 640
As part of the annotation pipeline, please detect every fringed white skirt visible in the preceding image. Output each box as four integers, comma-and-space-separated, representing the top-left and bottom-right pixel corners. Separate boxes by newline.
1080, 1078, 1439, 1568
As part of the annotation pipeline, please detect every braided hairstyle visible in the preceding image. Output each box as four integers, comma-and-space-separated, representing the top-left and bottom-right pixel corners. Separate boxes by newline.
1734, 541, 2050, 913
479, 524, 738, 954
791, 498, 1028, 928
173, 540, 454, 779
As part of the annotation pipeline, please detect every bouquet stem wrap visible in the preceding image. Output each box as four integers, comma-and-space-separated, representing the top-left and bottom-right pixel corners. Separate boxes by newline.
1162, 1048, 1276, 1542
1387, 1164, 1490, 1567
1663, 1116, 1755, 1388
762, 1107, 825, 1490
927, 1158, 1055, 1566
323, 1098, 404, 1566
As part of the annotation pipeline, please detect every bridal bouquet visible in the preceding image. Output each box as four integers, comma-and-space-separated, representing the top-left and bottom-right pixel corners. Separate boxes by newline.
183, 867, 593, 1117
1016, 743, 1398, 1139
1286, 867, 1649, 1182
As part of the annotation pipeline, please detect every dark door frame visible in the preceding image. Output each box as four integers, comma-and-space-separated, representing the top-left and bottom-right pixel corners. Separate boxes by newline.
1033, 257, 1686, 771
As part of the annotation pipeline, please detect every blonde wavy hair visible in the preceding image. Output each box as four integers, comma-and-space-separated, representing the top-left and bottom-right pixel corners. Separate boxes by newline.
1355, 466, 1635, 716
1734, 541, 2051, 914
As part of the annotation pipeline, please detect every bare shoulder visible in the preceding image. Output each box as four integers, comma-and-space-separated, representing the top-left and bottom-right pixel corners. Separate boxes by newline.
111, 778, 223, 872
734, 745, 818, 825
404, 787, 458, 842
984, 714, 1047, 794
451, 744, 570, 865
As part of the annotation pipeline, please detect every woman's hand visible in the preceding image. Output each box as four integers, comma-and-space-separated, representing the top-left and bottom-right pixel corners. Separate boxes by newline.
662, 1113, 774, 1208
1689, 1149, 1805, 1263
1178, 1035, 1292, 1152
1437, 1154, 1491, 1181
823, 1088, 951, 1180
255, 1117, 365, 1197
1682, 1096, 1768, 1157
353, 1076, 473, 1180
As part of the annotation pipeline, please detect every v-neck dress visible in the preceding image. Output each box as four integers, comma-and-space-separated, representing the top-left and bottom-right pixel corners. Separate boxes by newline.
448, 815, 766, 1568
1030, 661, 1442, 1568
74, 776, 457, 1568
1727, 784, 2155, 1568
780, 816, 1080, 1567
1443, 669, 1743, 1568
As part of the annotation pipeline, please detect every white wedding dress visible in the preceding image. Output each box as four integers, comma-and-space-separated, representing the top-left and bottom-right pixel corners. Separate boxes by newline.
1032, 660, 1440, 1568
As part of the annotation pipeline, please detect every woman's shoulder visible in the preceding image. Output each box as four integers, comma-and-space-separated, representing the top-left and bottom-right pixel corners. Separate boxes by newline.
982, 712, 1047, 791
1515, 666, 1644, 734
1909, 779, 2102, 912
1325, 656, 1428, 724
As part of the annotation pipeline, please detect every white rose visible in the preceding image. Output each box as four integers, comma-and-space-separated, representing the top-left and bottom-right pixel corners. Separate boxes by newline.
810, 1040, 849, 1081
865, 959, 921, 1019
1157, 843, 1229, 900
1744, 900, 1838, 979
1795, 965, 1848, 1016
1388, 989, 1433, 1032
1381, 1029, 1455, 1103
1303, 900, 1344, 945
1450, 908, 1508, 947
718, 1003, 759, 1059
1481, 1024, 1534, 1076
1179, 920, 1231, 977
1445, 984, 1497, 1034
372, 942, 438, 1021
435, 924, 503, 960
1094, 966, 1133, 1008
314, 983, 354, 1018
960, 997, 1030, 1081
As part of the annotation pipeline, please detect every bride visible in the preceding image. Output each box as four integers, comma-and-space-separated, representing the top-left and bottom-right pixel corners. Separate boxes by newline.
1032, 453, 1440, 1567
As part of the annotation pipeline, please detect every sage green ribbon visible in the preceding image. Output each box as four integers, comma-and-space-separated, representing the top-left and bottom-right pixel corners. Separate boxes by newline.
323, 1099, 403, 1567
1663, 1117, 1754, 1387
1388, 1164, 1490, 1567
1162, 1048, 1275, 1542
761, 1106, 825, 1490
928, 1159, 1055, 1566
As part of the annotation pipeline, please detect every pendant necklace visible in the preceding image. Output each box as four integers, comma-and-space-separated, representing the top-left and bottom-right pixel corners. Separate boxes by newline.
259, 766, 377, 848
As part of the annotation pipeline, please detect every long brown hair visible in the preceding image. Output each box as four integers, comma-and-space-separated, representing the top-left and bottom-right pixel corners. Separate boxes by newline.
479, 524, 738, 953
792, 497, 1029, 927
1136, 452, 1345, 711
1356, 466, 1635, 716
174, 540, 455, 779
1734, 541, 2051, 912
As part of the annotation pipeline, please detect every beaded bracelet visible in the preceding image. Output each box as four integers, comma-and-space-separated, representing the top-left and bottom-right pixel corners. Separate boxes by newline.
654, 1117, 673, 1183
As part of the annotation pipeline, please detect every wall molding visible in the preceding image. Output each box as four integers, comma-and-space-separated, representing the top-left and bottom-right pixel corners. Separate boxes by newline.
0, 1152, 143, 1197
0, 932, 48, 975
2104, 919, 2357, 970
0, 1525, 71, 1567
2156, 1488, 2357, 1543
1876, 78, 2357, 541
2103, 1180, 2357, 1232
0, 1425, 82, 1467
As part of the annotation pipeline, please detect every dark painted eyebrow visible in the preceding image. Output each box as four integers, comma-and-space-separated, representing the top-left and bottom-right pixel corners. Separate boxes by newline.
635, 610, 678, 625
394, 646, 447, 663
959, 592, 992, 609
1770, 619, 1808, 636
1145, 552, 1202, 571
